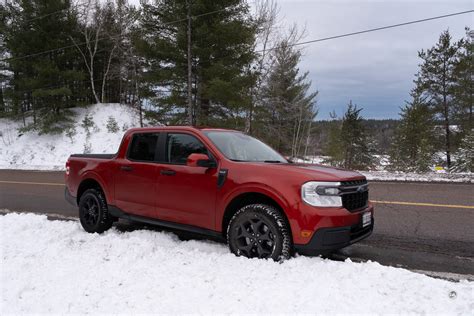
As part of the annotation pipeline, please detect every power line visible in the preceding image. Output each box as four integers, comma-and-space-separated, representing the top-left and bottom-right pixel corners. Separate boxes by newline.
0, 3, 247, 63
19, 8, 70, 23
256, 10, 473, 53
4, 2, 90, 24
3, 9, 472, 94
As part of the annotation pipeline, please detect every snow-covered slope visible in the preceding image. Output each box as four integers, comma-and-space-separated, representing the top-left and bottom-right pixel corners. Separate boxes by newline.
1, 213, 472, 314
0, 104, 143, 170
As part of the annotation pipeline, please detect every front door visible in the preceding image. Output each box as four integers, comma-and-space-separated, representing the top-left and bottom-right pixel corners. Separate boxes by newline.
155, 132, 218, 230
114, 132, 160, 218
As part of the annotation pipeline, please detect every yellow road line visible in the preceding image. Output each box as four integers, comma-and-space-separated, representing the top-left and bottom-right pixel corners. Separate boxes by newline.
371, 200, 474, 209
0, 180, 65, 186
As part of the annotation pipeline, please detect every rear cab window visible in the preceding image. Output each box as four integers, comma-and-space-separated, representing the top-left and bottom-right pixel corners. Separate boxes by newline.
127, 133, 159, 162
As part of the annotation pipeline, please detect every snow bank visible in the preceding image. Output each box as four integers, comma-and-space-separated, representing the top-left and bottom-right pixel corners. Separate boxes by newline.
294, 157, 473, 183
361, 171, 473, 183
1, 213, 472, 314
0, 104, 143, 170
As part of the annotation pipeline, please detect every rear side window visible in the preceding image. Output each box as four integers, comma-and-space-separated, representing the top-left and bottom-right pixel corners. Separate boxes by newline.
166, 133, 208, 164
127, 133, 159, 162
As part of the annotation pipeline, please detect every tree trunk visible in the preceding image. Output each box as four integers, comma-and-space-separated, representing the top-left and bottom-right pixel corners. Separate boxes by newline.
101, 45, 117, 104
0, 86, 5, 114
444, 101, 451, 168
303, 119, 312, 157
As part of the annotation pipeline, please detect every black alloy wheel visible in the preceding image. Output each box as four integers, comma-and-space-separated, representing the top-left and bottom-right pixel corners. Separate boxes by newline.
82, 195, 100, 226
227, 204, 292, 261
234, 216, 275, 258
78, 188, 113, 233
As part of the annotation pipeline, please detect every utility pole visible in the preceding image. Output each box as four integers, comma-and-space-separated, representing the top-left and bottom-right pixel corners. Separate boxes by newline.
468, 29, 473, 130
186, 0, 193, 126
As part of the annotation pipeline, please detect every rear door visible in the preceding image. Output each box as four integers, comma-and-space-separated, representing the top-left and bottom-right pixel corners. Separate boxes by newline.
114, 132, 161, 218
155, 132, 219, 230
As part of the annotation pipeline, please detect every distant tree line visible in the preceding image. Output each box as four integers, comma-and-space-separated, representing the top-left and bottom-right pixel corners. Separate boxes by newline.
0, 0, 317, 157
321, 29, 473, 172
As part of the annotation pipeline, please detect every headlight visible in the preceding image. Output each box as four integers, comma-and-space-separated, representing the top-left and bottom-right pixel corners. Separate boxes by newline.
301, 181, 342, 207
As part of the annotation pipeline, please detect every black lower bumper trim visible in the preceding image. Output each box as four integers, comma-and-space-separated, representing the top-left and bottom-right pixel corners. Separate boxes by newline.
64, 188, 77, 206
294, 220, 374, 256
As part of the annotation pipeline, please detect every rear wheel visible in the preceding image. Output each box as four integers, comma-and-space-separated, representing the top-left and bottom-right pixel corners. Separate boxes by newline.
79, 188, 113, 233
227, 204, 292, 261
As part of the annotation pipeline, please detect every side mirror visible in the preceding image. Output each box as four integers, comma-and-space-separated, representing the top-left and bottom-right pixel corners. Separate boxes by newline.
186, 153, 217, 168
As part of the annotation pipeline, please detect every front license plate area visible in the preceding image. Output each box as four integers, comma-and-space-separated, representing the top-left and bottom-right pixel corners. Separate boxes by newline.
362, 212, 372, 227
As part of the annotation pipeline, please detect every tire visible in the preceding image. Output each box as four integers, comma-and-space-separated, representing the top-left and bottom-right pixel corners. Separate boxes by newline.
227, 204, 292, 261
78, 188, 113, 233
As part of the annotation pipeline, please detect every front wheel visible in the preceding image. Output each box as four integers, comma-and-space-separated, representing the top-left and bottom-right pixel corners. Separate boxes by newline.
79, 188, 113, 233
227, 204, 292, 261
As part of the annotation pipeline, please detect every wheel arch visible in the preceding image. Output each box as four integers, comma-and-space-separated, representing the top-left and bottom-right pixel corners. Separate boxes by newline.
76, 178, 106, 205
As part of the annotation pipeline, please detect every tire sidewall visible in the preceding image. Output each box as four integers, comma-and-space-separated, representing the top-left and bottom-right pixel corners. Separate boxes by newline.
79, 189, 111, 233
227, 204, 292, 261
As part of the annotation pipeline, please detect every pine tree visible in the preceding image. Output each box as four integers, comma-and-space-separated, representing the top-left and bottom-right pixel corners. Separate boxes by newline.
451, 131, 474, 172
340, 102, 375, 170
415, 30, 459, 168
453, 29, 473, 133
136, 0, 256, 126
324, 102, 375, 170
389, 93, 436, 172
259, 35, 317, 155
3, 0, 85, 133
0, 13, 7, 116
323, 111, 344, 167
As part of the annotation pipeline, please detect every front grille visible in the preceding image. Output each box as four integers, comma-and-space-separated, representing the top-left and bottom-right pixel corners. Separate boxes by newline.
340, 179, 369, 212
340, 179, 367, 186
342, 191, 368, 212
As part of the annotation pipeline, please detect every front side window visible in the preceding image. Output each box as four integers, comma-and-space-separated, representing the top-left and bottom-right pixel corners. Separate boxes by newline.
127, 133, 159, 162
204, 131, 287, 163
166, 133, 208, 164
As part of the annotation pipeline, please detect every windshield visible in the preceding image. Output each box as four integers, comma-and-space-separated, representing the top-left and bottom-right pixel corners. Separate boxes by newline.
204, 131, 287, 163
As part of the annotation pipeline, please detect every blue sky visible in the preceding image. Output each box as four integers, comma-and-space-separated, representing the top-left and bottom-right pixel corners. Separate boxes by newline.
276, 0, 472, 119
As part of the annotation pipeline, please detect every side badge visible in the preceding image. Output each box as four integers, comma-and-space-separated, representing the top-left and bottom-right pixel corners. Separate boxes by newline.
217, 169, 228, 188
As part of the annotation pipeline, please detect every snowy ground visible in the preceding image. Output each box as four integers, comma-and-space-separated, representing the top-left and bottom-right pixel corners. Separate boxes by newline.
0, 103, 143, 170
1, 213, 473, 314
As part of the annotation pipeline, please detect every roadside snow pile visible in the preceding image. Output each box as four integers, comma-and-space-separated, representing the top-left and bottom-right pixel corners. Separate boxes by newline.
361, 171, 473, 183
297, 156, 473, 183
1, 213, 473, 314
0, 103, 144, 170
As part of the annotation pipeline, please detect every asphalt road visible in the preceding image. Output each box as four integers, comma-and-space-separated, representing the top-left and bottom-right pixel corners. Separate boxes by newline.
1, 170, 473, 278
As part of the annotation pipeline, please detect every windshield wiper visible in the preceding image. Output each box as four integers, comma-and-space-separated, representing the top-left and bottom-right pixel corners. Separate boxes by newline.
263, 160, 283, 163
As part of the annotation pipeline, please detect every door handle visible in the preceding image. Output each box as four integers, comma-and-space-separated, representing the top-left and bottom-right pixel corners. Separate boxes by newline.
160, 169, 176, 176
120, 165, 133, 171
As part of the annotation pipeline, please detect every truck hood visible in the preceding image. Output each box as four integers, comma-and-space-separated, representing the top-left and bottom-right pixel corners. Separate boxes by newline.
248, 162, 364, 182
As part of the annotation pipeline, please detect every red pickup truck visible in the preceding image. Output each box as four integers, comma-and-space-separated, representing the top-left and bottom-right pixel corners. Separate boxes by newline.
65, 126, 373, 260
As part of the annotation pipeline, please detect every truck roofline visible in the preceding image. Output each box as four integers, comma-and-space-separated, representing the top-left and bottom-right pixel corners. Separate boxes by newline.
125, 126, 239, 133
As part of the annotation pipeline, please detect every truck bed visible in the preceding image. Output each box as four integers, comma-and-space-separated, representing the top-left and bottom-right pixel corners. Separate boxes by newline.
69, 154, 116, 159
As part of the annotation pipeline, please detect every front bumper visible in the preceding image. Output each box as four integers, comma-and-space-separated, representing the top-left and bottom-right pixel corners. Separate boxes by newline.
294, 217, 374, 255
